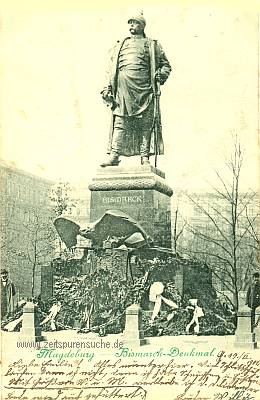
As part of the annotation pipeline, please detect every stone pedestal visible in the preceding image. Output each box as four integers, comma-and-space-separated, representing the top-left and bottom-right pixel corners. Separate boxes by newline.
255, 306, 260, 343
234, 304, 257, 349
88, 165, 173, 248
122, 304, 146, 347
19, 302, 45, 343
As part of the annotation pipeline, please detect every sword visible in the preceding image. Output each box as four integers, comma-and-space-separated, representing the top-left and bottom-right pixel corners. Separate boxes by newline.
153, 78, 161, 168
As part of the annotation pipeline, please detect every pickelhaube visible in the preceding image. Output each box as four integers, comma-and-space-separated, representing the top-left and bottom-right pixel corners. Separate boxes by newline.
128, 13, 146, 28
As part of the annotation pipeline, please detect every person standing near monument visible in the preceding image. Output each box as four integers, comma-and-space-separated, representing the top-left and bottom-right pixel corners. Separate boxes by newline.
100, 14, 171, 167
245, 271, 260, 329
1, 268, 16, 318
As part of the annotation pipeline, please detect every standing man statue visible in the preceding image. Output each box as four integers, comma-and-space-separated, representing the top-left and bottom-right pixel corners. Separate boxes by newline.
100, 14, 172, 167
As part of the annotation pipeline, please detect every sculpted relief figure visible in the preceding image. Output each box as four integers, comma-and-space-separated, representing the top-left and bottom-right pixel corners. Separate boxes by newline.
100, 14, 172, 167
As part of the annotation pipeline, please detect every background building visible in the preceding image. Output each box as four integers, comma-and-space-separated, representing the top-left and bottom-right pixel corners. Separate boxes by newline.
0, 160, 55, 298
172, 190, 259, 304
63, 183, 91, 226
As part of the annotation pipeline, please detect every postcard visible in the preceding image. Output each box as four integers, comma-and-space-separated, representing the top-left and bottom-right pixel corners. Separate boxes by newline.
1, 1, 260, 400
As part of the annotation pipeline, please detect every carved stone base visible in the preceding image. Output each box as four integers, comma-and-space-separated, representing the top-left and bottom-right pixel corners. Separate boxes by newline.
19, 302, 46, 343
234, 333, 257, 349
234, 305, 257, 349
88, 165, 173, 248
254, 306, 260, 344
122, 304, 147, 347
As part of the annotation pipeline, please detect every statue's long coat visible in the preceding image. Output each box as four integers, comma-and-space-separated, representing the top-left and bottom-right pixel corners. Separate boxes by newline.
104, 38, 171, 157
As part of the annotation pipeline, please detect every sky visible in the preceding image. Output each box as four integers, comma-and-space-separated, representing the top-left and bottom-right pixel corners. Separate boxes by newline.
0, 1, 259, 191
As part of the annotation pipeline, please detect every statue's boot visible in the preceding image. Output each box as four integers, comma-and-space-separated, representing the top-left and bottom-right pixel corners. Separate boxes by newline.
141, 156, 150, 165
100, 152, 120, 167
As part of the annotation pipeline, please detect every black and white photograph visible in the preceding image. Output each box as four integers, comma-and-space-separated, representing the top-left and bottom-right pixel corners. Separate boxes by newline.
1, 1, 260, 399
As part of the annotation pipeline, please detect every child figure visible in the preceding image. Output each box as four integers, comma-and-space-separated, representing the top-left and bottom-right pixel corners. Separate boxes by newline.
185, 298, 204, 335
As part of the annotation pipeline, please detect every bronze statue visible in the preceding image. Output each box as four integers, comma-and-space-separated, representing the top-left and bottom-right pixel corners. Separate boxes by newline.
100, 14, 171, 167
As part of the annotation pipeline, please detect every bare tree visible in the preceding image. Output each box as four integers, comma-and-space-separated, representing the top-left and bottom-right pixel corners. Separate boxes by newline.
50, 181, 75, 257
184, 137, 259, 310
19, 207, 55, 297
172, 205, 187, 256
50, 181, 75, 217
0, 197, 24, 272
